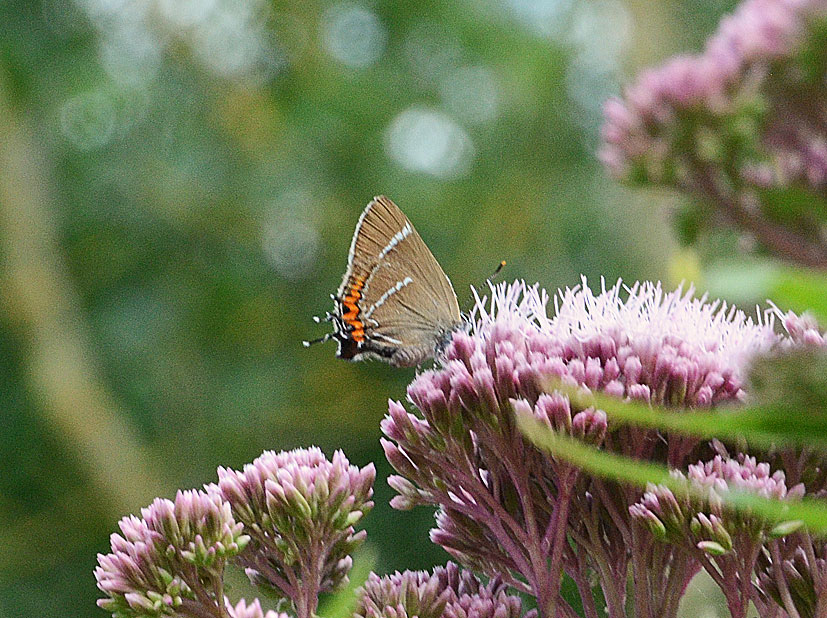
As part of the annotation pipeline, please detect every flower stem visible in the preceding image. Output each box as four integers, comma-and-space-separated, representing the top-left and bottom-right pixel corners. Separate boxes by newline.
630, 528, 653, 618
770, 540, 802, 618
692, 161, 827, 268
296, 543, 322, 618
544, 471, 576, 618
213, 568, 228, 618
571, 546, 600, 618
661, 551, 700, 618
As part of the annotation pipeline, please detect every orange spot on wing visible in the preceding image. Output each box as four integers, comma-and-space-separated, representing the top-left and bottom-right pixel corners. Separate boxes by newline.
342, 304, 358, 321
349, 276, 366, 294
340, 275, 369, 339
341, 276, 366, 318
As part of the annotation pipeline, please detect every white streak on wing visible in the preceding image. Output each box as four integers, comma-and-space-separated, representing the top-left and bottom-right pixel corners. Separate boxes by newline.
377, 222, 412, 260
373, 333, 403, 344
347, 201, 374, 264
364, 276, 413, 318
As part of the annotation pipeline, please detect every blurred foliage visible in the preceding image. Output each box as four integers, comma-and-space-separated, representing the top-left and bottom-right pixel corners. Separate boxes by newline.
703, 260, 827, 325
0, 0, 761, 616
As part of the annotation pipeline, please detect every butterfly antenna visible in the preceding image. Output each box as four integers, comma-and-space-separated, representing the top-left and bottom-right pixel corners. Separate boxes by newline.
465, 260, 506, 309
487, 260, 506, 285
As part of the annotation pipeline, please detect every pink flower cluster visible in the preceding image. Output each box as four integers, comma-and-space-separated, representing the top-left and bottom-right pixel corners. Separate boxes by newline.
96, 447, 374, 618
630, 455, 805, 618
354, 562, 530, 618
383, 278, 817, 618
216, 447, 375, 616
601, 0, 827, 180
601, 0, 827, 266
95, 489, 248, 617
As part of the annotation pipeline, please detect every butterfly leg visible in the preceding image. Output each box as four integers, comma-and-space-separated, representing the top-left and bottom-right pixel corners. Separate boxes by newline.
312, 312, 335, 323
302, 333, 334, 347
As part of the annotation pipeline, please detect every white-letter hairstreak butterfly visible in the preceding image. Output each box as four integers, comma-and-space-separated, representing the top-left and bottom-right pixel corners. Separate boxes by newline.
304, 195, 463, 367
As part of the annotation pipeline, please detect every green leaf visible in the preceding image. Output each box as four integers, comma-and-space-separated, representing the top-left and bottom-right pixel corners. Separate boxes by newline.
769, 520, 804, 538
703, 259, 780, 305
704, 260, 827, 326
542, 353, 827, 449
517, 412, 678, 488
517, 414, 827, 533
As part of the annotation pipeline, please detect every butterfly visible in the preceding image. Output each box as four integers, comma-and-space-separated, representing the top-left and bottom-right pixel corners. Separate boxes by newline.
304, 196, 462, 367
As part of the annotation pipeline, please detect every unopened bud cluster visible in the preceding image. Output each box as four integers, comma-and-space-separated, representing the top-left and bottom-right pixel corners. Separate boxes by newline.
216, 447, 375, 602
631, 455, 804, 555
354, 563, 530, 618
601, 0, 827, 266
96, 448, 374, 618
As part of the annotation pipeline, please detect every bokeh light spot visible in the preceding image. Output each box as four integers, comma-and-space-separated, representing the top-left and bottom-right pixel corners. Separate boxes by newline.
440, 65, 499, 125
385, 107, 474, 178
157, 0, 218, 28
74, 0, 133, 19
194, 10, 267, 77
568, 0, 633, 72
505, 0, 573, 37
262, 219, 320, 280
98, 22, 163, 87
321, 4, 387, 68
565, 58, 620, 135
60, 90, 117, 150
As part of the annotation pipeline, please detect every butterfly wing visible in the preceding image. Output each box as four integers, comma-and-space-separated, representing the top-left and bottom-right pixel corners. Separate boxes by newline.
334, 196, 461, 367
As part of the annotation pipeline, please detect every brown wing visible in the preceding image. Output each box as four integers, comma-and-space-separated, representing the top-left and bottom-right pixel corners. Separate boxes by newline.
337, 196, 410, 296
335, 196, 461, 366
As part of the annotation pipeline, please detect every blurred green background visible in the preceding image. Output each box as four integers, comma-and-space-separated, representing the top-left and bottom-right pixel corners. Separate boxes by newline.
0, 0, 749, 616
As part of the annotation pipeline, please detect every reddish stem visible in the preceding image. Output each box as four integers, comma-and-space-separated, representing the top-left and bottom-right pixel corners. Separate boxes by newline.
692, 162, 827, 268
